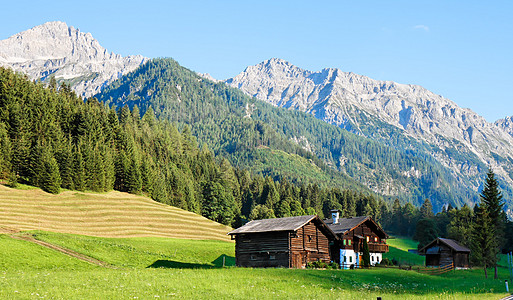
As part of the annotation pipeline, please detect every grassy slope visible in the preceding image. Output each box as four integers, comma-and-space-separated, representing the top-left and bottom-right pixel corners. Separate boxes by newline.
0, 232, 511, 299
384, 237, 425, 266
0, 184, 231, 241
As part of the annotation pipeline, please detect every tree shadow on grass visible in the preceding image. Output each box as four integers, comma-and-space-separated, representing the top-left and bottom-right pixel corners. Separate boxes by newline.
147, 255, 235, 269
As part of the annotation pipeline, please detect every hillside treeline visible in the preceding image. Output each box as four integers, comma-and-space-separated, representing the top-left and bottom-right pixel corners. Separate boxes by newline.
0, 67, 391, 227
95, 58, 482, 211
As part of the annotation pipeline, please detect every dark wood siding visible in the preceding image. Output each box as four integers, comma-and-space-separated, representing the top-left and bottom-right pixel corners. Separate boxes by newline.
233, 220, 333, 268
235, 232, 290, 268
339, 221, 388, 253
424, 244, 469, 268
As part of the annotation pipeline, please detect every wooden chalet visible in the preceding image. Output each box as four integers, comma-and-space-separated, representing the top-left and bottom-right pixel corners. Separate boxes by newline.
418, 237, 470, 268
325, 211, 389, 269
228, 215, 337, 268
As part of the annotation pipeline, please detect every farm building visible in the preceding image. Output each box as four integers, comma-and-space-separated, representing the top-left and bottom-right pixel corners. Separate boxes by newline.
228, 215, 338, 268
418, 237, 470, 268
324, 211, 389, 269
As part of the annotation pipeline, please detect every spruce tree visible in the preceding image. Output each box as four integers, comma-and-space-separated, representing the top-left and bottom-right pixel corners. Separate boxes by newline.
480, 168, 505, 279
472, 204, 495, 278
419, 198, 434, 219
40, 150, 61, 194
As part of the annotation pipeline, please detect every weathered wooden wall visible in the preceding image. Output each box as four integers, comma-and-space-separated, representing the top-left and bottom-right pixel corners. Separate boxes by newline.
235, 232, 290, 268
289, 221, 330, 268
233, 220, 332, 268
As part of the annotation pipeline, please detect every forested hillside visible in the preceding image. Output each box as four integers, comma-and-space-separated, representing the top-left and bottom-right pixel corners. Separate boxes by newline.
96, 58, 478, 211
0, 67, 400, 228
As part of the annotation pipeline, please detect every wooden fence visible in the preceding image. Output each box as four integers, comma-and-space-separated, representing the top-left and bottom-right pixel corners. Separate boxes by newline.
416, 262, 454, 275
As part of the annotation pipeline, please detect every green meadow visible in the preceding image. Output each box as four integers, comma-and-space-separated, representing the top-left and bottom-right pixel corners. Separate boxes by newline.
1, 232, 512, 299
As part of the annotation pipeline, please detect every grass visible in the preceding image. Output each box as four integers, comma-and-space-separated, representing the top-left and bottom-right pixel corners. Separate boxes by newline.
387, 236, 419, 251
384, 237, 425, 266
0, 186, 511, 299
32, 231, 236, 268
1, 231, 512, 299
0, 184, 231, 241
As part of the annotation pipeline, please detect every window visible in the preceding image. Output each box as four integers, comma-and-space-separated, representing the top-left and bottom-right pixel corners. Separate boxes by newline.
366, 236, 369, 242
349, 256, 353, 263
308, 235, 312, 242
250, 255, 257, 260
374, 237, 378, 242
269, 254, 276, 260
348, 240, 352, 246
343, 256, 346, 262
343, 239, 346, 246
371, 256, 374, 262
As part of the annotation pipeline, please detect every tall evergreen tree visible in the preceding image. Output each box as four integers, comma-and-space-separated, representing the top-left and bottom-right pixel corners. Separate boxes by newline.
480, 168, 505, 279
472, 204, 495, 279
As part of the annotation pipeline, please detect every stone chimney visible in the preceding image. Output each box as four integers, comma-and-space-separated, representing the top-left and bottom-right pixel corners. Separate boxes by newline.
331, 209, 340, 224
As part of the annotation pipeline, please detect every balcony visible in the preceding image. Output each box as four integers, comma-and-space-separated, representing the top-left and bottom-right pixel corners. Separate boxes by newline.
368, 243, 388, 253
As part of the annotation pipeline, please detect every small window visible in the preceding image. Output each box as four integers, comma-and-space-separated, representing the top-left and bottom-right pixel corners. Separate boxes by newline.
269, 254, 276, 260
308, 235, 312, 242
366, 236, 369, 242
343, 239, 347, 246
349, 256, 353, 263
371, 256, 374, 262
343, 256, 347, 262
250, 255, 257, 260
348, 240, 352, 246
374, 237, 378, 242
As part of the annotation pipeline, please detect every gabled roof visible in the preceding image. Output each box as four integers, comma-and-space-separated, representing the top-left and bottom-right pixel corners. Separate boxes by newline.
324, 216, 389, 238
419, 237, 471, 253
228, 215, 336, 239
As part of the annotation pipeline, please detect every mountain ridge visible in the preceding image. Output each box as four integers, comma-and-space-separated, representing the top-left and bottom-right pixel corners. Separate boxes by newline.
0, 21, 147, 97
226, 58, 513, 186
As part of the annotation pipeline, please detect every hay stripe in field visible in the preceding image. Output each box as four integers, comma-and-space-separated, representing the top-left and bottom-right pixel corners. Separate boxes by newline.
0, 185, 232, 241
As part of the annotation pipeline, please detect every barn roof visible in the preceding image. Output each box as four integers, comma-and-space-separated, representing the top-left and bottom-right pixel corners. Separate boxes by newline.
324, 216, 389, 238
419, 237, 471, 253
228, 215, 336, 239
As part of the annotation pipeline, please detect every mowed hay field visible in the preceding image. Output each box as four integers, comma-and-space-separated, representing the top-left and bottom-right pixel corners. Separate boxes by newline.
0, 184, 231, 241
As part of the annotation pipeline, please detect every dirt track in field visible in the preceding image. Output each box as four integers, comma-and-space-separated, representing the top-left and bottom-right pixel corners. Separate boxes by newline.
7, 229, 114, 268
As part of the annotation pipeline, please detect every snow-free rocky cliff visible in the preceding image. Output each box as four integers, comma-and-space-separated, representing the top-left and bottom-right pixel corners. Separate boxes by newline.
0, 21, 146, 97
226, 58, 513, 208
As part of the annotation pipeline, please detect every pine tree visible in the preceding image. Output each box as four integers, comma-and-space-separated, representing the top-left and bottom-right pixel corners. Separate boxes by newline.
472, 204, 495, 278
480, 168, 505, 279
419, 199, 434, 219
40, 150, 61, 194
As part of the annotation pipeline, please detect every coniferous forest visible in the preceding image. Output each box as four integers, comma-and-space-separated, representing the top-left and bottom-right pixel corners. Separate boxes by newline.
1, 66, 512, 259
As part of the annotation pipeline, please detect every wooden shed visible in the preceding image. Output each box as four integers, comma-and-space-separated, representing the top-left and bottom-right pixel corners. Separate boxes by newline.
418, 237, 470, 268
228, 215, 337, 268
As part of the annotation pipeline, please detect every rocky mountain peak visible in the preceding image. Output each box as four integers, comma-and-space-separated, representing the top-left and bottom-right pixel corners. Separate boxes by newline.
0, 21, 146, 97
226, 59, 513, 189
495, 116, 513, 138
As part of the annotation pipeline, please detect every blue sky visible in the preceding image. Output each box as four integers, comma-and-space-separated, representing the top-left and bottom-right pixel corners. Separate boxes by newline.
1, 1, 512, 122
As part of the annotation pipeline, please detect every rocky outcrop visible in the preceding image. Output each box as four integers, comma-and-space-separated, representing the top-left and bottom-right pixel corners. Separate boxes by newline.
226, 58, 513, 187
0, 21, 146, 97
495, 116, 513, 138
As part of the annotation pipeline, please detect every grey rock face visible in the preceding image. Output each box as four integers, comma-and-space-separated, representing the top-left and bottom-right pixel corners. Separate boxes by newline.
495, 116, 513, 138
226, 58, 513, 187
0, 21, 147, 97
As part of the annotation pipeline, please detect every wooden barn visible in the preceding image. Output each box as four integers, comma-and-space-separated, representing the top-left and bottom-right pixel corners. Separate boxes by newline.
418, 237, 470, 268
324, 211, 389, 269
228, 215, 337, 268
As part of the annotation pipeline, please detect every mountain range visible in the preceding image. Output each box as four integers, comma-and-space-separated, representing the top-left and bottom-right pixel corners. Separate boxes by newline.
1, 22, 511, 218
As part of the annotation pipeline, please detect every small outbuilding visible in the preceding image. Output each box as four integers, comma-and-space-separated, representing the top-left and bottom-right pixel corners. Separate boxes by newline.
418, 237, 470, 268
228, 215, 337, 268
